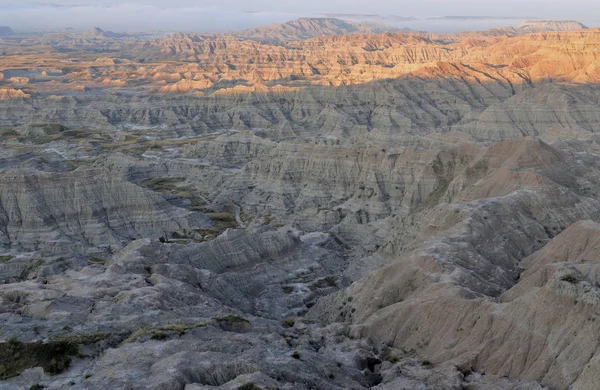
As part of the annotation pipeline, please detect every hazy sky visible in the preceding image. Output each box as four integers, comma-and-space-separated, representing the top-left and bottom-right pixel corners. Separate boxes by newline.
0, 0, 598, 32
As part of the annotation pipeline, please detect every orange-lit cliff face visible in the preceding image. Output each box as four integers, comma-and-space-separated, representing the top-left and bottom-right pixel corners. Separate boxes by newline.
0, 25, 598, 97
2, 27, 600, 141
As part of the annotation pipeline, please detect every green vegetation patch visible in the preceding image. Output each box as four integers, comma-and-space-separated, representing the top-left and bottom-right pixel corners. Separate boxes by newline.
415, 178, 450, 212
140, 178, 208, 212
145, 137, 206, 148
149, 332, 169, 341
309, 276, 337, 291
139, 177, 185, 193
0, 128, 19, 138
87, 257, 106, 266
101, 135, 142, 150
212, 314, 249, 323
206, 212, 235, 223
457, 364, 473, 377
158, 322, 209, 335
281, 285, 294, 294
123, 322, 210, 343
60, 129, 94, 139
64, 159, 93, 170
466, 159, 489, 178
0, 337, 77, 379
238, 383, 262, 390
0, 256, 12, 263
204, 212, 238, 231
560, 273, 579, 284
281, 318, 296, 328
212, 314, 251, 332
48, 332, 111, 345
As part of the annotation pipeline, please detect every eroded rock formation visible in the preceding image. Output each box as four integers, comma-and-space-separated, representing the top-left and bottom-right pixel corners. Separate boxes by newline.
0, 20, 600, 390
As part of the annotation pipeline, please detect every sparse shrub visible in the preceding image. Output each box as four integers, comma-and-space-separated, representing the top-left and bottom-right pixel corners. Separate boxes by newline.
292, 351, 301, 360
238, 383, 261, 390
204, 212, 238, 230
212, 314, 248, 323
124, 322, 209, 343
212, 314, 251, 333
281, 285, 294, 294
457, 365, 472, 377
206, 213, 235, 222
150, 332, 169, 341
0, 336, 79, 378
88, 257, 106, 266
421, 360, 433, 367
46, 357, 71, 374
281, 318, 296, 328
30, 385, 44, 390
561, 274, 579, 284
309, 276, 337, 291
0, 256, 12, 263
159, 323, 203, 335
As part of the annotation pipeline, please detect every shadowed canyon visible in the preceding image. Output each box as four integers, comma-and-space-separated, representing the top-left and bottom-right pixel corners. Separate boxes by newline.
1, 16, 600, 390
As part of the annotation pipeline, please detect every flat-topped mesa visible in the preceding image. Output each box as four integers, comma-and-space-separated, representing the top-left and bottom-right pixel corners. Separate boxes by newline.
516, 20, 588, 33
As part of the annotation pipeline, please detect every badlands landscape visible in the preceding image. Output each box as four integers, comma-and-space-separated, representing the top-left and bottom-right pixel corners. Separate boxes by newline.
1, 16, 600, 390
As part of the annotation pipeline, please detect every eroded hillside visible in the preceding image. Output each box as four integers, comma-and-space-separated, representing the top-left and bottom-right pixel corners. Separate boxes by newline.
0, 21, 599, 390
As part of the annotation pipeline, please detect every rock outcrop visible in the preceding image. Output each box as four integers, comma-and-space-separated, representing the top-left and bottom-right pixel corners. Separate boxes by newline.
234, 17, 400, 43
0, 166, 210, 256
515, 20, 588, 34
81, 27, 129, 39
0, 26, 13, 37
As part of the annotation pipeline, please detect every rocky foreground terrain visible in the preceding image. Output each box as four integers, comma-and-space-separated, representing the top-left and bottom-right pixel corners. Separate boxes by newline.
1, 19, 600, 390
